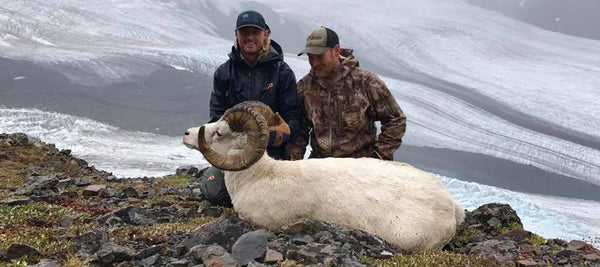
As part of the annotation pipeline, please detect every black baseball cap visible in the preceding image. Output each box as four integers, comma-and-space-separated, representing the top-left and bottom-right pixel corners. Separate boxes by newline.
236, 10, 267, 31
298, 26, 339, 56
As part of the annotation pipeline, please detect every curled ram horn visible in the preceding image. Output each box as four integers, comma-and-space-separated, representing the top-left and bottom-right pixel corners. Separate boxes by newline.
197, 102, 270, 171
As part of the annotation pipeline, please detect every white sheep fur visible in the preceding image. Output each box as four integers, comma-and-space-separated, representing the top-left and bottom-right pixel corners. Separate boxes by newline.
183, 112, 465, 252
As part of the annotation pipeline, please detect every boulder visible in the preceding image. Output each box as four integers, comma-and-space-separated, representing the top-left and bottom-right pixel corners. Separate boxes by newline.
231, 229, 268, 265
177, 215, 252, 254
92, 242, 134, 266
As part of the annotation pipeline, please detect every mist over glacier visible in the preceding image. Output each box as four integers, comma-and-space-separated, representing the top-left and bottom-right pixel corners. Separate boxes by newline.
1, 0, 599, 247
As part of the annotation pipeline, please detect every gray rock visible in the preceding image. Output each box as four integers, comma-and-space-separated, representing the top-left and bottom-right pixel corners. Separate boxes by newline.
516, 259, 543, 266
287, 249, 319, 264
119, 186, 139, 198
57, 178, 73, 189
190, 188, 203, 201
82, 184, 106, 196
26, 258, 59, 267
342, 257, 368, 267
140, 254, 161, 267
8, 133, 29, 146
271, 218, 397, 262
247, 260, 268, 267
231, 229, 268, 265
74, 177, 93, 186
5, 243, 40, 260
468, 239, 519, 264
470, 203, 523, 235
71, 158, 88, 167
566, 240, 587, 251
315, 231, 334, 243
263, 249, 283, 264
72, 229, 107, 257
176, 165, 199, 176
99, 187, 116, 198
30, 193, 61, 203
135, 244, 167, 260
104, 216, 124, 227
198, 204, 221, 218
167, 258, 193, 267
177, 215, 252, 254
93, 242, 134, 266
61, 190, 79, 199
292, 235, 314, 245
1, 198, 32, 206
321, 244, 338, 255
189, 244, 239, 267
498, 229, 534, 242
15, 175, 59, 196
111, 206, 155, 226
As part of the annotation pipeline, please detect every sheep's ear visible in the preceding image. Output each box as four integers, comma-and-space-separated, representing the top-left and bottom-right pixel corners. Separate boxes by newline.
198, 104, 269, 171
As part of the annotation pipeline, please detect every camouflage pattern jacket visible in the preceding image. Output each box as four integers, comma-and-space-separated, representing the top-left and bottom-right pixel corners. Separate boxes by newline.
288, 49, 406, 160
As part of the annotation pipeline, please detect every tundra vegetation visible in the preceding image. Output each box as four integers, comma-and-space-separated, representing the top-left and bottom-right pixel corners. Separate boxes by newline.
0, 132, 598, 266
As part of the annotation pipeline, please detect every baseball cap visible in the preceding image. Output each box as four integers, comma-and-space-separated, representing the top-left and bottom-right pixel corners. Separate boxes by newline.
235, 10, 267, 31
297, 26, 339, 56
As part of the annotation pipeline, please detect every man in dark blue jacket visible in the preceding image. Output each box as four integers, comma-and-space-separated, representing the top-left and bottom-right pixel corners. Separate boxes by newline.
210, 10, 301, 160
202, 10, 301, 207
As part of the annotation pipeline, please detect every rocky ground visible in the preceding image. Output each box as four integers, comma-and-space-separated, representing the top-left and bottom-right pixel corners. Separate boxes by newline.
0, 132, 599, 267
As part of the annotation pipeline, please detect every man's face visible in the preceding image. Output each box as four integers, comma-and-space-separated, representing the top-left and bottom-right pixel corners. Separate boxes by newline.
235, 27, 268, 56
308, 46, 340, 78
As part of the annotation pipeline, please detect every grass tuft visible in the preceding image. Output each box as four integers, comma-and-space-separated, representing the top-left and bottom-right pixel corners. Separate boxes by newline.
360, 250, 511, 267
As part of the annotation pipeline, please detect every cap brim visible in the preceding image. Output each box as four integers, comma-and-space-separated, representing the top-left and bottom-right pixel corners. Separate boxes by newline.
236, 24, 265, 30
297, 46, 330, 56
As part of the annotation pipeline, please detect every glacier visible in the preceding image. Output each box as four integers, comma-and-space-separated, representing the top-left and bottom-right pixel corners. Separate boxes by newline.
1, 0, 599, 248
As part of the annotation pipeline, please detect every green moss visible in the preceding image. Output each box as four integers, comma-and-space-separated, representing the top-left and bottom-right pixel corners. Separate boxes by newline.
159, 175, 190, 188
0, 203, 71, 227
280, 260, 300, 267
221, 207, 239, 217
0, 203, 96, 262
110, 216, 215, 244
1, 259, 30, 267
494, 221, 522, 234
525, 234, 547, 246
360, 251, 510, 267
450, 228, 477, 246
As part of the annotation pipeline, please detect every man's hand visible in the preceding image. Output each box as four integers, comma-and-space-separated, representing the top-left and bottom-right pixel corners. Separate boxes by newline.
268, 114, 291, 147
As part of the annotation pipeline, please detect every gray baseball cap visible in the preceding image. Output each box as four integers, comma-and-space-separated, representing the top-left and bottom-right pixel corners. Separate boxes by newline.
298, 26, 339, 56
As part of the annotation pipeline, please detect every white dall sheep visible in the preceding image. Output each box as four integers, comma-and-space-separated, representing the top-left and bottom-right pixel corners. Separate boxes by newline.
183, 101, 464, 252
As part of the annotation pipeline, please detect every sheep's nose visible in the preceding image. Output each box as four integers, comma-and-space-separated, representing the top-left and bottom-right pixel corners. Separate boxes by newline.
184, 131, 190, 136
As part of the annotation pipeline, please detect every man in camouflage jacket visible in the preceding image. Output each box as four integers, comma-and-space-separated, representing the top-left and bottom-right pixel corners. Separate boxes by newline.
288, 26, 406, 160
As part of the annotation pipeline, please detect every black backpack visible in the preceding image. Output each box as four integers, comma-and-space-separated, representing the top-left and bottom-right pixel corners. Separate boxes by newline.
198, 167, 233, 207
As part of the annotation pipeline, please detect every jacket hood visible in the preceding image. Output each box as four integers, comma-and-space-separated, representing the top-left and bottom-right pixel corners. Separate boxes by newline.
311, 48, 358, 83
337, 49, 358, 78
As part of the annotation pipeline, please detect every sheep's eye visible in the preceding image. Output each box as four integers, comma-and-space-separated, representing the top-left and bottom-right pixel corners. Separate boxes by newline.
215, 130, 223, 137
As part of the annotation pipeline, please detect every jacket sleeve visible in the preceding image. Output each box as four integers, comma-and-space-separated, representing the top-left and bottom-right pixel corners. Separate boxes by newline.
209, 66, 227, 123
286, 79, 310, 160
276, 64, 302, 142
365, 74, 407, 160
